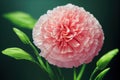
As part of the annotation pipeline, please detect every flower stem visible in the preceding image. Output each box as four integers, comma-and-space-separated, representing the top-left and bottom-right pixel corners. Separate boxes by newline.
77, 64, 86, 80
29, 41, 47, 71
29, 41, 56, 80
29, 41, 39, 56
57, 67, 64, 80
73, 68, 77, 80
89, 67, 98, 80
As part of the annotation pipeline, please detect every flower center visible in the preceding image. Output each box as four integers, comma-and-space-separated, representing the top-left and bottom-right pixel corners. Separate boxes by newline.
57, 24, 77, 42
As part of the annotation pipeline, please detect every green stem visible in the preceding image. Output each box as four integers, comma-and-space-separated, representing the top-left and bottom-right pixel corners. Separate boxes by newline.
29, 41, 55, 80
74, 68, 77, 80
89, 67, 98, 80
77, 64, 86, 80
57, 67, 64, 80
29, 41, 46, 70
29, 41, 39, 56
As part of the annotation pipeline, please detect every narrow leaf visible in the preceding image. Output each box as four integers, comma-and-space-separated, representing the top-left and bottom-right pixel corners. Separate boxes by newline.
96, 48, 119, 70
94, 68, 110, 80
13, 28, 30, 44
2, 47, 35, 62
3, 11, 36, 29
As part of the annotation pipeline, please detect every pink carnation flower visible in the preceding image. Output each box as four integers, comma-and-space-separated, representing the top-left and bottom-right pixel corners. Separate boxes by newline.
33, 4, 104, 68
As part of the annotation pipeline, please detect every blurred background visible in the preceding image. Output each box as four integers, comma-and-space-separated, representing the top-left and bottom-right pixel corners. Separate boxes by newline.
0, 0, 119, 80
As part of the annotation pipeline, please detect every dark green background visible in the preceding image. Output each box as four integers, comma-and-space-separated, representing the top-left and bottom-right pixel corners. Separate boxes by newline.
0, 0, 119, 80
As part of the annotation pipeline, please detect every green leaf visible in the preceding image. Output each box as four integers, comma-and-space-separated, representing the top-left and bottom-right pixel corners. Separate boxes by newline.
3, 11, 36, 29
13, 28, 30, 44
96, 48, 119, 70
94, 68, 110, 80
2, 47, 35, 62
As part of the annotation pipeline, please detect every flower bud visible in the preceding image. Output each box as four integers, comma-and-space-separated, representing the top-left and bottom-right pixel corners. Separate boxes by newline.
96, 48, 119, 70
2, 47, 34, 62
13, 28, 30, 44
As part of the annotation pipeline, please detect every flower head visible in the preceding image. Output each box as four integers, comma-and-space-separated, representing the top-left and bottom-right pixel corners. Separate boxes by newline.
33, 4, 104, 68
